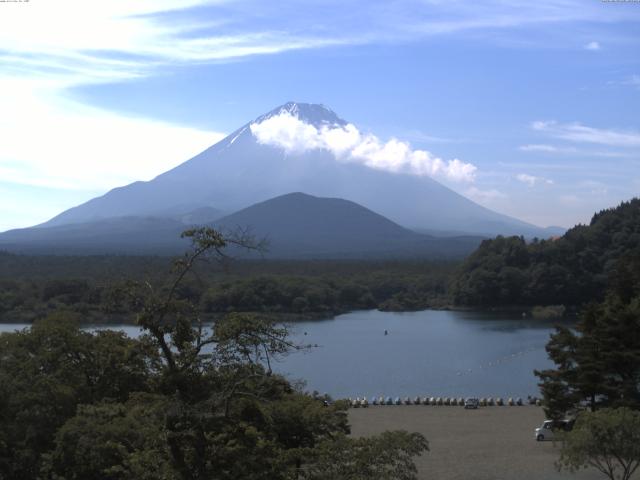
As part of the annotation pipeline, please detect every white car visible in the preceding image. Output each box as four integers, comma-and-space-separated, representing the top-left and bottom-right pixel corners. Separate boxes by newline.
535, 419, 574, 441
464, 398, 479, 409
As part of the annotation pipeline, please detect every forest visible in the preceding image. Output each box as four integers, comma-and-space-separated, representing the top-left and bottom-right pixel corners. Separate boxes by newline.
0, 253, 455, 324
2, 199, 639, 324
0, 229, 428, 479
1, 203, 639, 477
451, 199, 640, 308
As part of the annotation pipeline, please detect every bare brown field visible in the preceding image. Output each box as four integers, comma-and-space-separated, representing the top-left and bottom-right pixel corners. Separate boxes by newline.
349, 405, 635, 480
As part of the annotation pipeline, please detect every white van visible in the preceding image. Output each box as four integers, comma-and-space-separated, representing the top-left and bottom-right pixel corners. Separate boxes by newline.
534, 419, 573, 441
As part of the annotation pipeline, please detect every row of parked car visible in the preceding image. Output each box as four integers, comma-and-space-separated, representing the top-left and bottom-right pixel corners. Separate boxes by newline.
348, 396, 533, 408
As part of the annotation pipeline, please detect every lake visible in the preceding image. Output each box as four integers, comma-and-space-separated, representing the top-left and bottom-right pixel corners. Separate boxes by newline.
0, 309, 562, 399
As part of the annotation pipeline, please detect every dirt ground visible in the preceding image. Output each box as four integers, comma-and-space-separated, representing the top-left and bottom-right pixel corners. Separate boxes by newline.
349, 405, 635, 480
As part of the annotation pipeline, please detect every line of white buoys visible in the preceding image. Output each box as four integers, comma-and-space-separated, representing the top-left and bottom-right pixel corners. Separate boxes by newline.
347, 395, 539, 407
453, 346, 541, 378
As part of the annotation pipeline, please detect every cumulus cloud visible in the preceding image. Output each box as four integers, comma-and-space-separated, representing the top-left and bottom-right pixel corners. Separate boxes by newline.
516, 173, 553, 187
250, 112, 477, 182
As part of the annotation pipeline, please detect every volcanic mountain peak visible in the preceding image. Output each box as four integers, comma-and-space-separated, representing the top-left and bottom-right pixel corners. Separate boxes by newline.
253, 101, 347, 128
212, 102, 345, 152
24, 102, 561, 239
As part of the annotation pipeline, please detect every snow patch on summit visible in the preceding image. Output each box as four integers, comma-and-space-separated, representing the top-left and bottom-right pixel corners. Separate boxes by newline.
227, 126, 248, 146
253, 102, 346, 129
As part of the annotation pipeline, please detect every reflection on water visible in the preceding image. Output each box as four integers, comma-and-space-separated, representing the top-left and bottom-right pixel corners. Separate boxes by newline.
0, 309, 565, 399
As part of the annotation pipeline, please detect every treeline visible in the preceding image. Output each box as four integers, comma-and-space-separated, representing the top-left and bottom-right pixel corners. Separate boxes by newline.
0, 254, 456, 323
4, 198, 639, 319
0, 230, 428, 479
0, 314, 426, 479
201, 271, 452, 315
0, 277, 129, 324
536, 249, 640, 418
451, 199, 640, 307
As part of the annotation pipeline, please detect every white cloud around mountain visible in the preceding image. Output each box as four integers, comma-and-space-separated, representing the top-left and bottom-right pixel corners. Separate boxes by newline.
250, 112, 477, 182
0, 0, 633, 192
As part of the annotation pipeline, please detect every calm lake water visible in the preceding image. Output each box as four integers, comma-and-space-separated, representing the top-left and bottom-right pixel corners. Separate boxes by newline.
0, 309, 562, 399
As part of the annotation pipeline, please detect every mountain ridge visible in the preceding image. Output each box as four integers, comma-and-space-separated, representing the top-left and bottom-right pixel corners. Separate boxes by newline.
0, 192, 484, 258
7, 102, 564, 255
214, 192, 483, 258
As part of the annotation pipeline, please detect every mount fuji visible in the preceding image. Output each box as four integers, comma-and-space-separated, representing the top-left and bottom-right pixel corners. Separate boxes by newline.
0, 102, 562, 256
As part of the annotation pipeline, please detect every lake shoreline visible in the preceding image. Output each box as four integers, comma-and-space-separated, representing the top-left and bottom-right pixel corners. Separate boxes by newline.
0, 303, 576, 325
2, 309, 559, 399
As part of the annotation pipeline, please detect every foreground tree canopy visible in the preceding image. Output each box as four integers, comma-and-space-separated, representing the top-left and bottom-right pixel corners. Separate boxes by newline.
558, 408, 640, 480
0, 228, 428, 479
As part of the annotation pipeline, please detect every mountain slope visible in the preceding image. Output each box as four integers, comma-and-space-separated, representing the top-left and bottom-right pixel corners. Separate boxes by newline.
0, 217, 188, 254
37, 102, 556, 238
215, 192, 483, 258
0, 193, 484, 258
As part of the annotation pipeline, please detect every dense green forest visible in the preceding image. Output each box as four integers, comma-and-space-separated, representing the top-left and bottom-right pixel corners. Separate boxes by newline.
3, 198, 638, 323
451, 199, 640, 307
0, 229, 428, 479
0, 253, 455, 323
535, 245, 640, 419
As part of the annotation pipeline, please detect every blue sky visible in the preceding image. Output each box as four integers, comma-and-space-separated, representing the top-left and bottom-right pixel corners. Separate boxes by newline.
1, 0, 639, 232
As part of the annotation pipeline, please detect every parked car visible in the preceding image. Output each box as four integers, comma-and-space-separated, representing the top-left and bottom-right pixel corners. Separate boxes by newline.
534, 419, 574, 441
464, 398, 479, 409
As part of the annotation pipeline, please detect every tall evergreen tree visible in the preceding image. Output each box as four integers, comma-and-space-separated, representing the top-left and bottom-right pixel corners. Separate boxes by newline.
535, 254, 640, 418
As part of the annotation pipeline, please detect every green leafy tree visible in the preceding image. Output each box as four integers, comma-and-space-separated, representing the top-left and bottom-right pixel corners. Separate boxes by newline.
452, 199, 640, 307
535, 294, 640, 418
557, 408, 640, 480
0, 313, 154, 478
125, 228, 428, 480
304, 431, 428, 480
1, 227, 429, 480
44, 394, 175, 480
